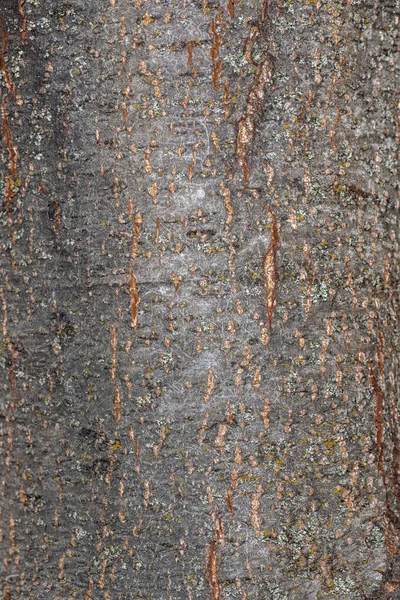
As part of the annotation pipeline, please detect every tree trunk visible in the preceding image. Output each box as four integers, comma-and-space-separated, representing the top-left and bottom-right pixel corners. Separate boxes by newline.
1, 0, 399, 598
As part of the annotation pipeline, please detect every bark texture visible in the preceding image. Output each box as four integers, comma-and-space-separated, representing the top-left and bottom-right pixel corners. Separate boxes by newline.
1, 0, 400, 598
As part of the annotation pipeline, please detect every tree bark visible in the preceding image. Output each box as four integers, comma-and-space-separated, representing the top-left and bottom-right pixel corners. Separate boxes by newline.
1, 0, 399, 598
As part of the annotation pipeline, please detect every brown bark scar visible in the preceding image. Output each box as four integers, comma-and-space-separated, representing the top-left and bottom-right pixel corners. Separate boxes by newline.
260, 397, 270, 429
226, 489, 234, 514
245, 25, 260, 64
114, 386, 121, 422
128, 269, 139, 331
204, 368, 215, 403
127, 213, 141, 331
18, 0, 27, 44
263, 208, 280, 328
206, 540, 221, 600
210, 19, 222, 91
186, 40, 197, 79
220, 183, 238, 295
155, 216, 161, 243
236, 56, 272, 182
2, 100, 17, 176
251, 483, 263, 535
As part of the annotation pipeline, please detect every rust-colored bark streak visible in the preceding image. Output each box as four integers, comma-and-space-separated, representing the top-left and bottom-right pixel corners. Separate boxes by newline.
122, 101, 127, 125
263, 209, 280, 328
260, 397, 270, 428
251, 483, 262, 535
236, 4, 271, 181
261, 0, 269, 22
2, 99, 17, 232
198, 410, 210, 444
237, 56, 272, 182
226, 489, 234, 514
144, 148, 152, 173
204, 368, 215, 404
223, 82, 230, 120
210, 19, 222, 91
2, 100, 17, 177
186, 41, 197, 79
155, 216, 161, 243
18, 0, 27, 44
0, 23, 15, 97
128, 213, 141, 331
114, 386, 121, 422
128, 269, 139, 331
220, 183, 237, 294
244, 25, 260, 64
237, 116, 252, 183
85, 578, 93, 600
133, 212, 142, 242
206, 540, 220, 600
221, 183, 234, 228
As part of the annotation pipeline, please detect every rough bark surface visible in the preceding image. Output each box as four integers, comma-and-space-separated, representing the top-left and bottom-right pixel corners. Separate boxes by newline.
1, 0, 399, 599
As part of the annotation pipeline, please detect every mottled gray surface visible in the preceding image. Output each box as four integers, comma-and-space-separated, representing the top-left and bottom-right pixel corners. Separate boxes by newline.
0, 0, 399, 598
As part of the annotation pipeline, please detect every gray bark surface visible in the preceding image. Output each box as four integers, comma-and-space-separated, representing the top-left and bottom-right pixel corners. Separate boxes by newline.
1, 0, 399, 598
